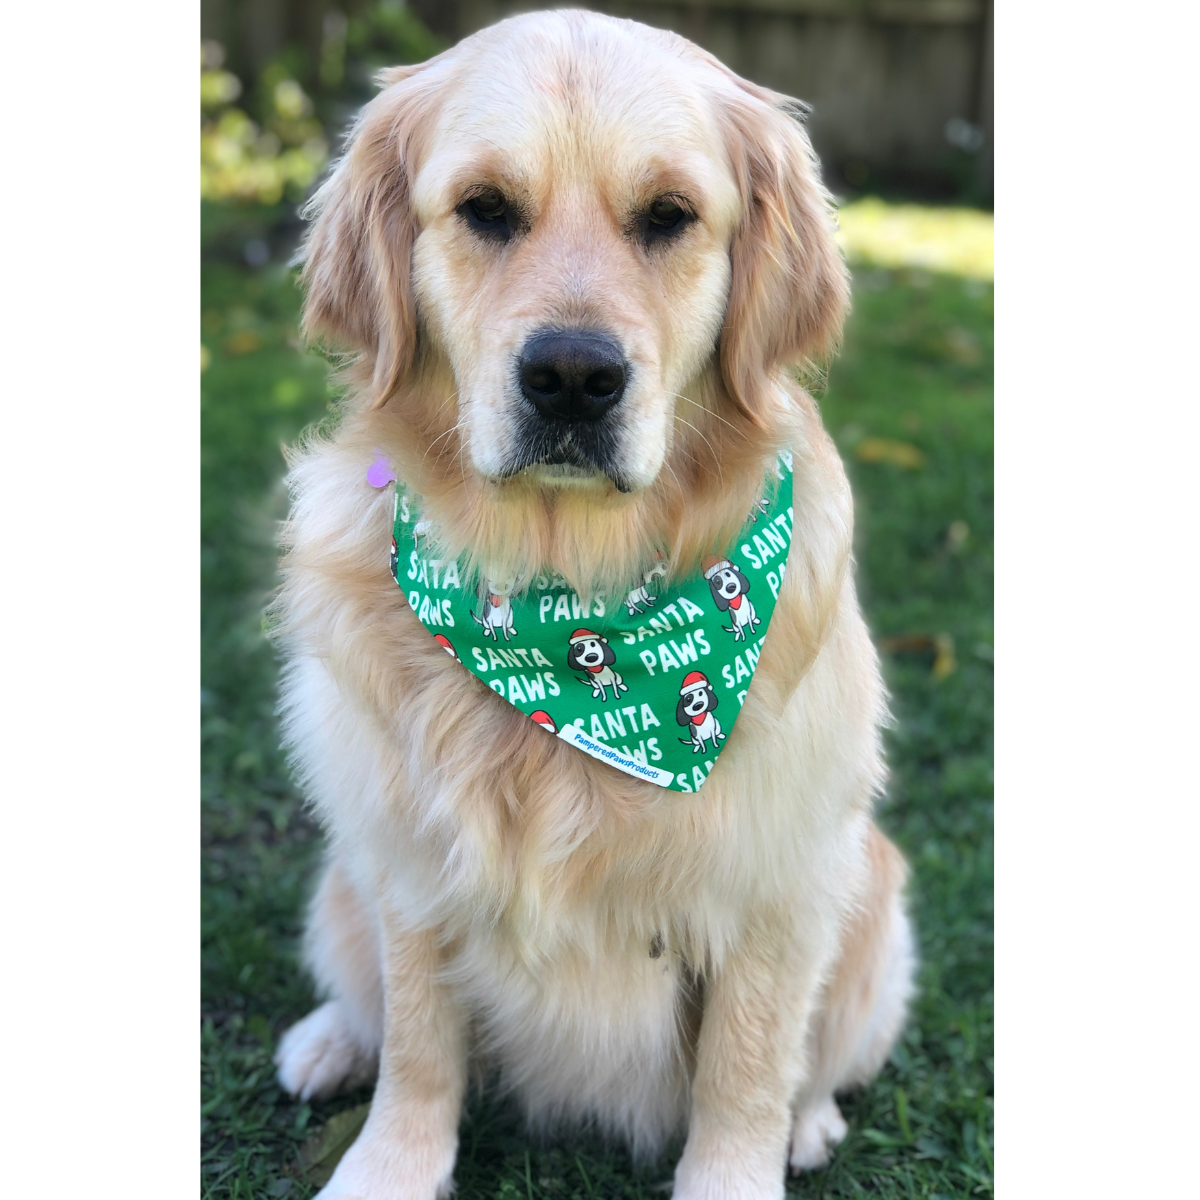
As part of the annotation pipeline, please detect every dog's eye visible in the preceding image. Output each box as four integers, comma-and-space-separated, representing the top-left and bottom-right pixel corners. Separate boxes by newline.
459, 189, 515, 240
471, 189, 505, 220
641, 197, 692, 244
649, 199, 684, 227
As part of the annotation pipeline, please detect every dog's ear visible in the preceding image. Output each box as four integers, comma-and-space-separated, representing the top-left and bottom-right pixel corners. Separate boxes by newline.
709, 579, 730, 612
675, 697, 690, 727
602, 643, 616, 667
299, 62, 442, 405
718, 80, 850, 426
734, 568, 750, 593
706, 685, 719, 712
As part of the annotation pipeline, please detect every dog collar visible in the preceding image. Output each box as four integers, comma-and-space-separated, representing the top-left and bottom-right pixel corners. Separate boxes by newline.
386, 452, 795, 793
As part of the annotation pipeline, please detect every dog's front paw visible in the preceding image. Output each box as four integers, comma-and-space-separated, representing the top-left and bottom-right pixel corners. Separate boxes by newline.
276, 1001, 377, 1101
672, 1145, 785, 1200
788, 1095, 848, 1172
314, 1115, 457, 1200
671, 1173, 783, 1200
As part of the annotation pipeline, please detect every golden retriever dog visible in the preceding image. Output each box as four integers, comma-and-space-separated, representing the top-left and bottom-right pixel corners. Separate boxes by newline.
272, 10, 915, 1198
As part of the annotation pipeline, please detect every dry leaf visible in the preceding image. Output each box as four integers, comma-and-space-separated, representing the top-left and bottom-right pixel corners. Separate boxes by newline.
855, 437, 927, 469
296, 1102, 370, 1187
945, 520, 970, 552
879, 633, 957, 679
931, 633, 956, 679
942, 326, 981, 364
224, 330, 262, 355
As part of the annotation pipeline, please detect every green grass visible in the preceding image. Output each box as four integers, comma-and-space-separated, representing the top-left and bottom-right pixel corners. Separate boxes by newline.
201, 217, 993, 1199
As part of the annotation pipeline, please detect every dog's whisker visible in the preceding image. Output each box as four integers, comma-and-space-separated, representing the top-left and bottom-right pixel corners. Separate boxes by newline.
432, 389, 460, 418
669, 392, 745, 439
425, 416, 467, 454
454, 435, 470, 488
674, 415, 724, 485
661, 458, 687, 515
421, 418, 469, 471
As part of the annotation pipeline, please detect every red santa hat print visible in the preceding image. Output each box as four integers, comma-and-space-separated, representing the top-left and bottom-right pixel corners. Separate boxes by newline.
433, 634, 458, 660
530, 710, 557, 734
680, 670, 710, 695
568, 628, 605, 645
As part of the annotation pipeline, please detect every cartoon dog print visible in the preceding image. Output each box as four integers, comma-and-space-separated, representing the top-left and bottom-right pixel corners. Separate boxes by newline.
703, 556, 760, 641
471, 578, 517, 641
389, 535, 399, 581
748, 495, 771, 522
566, 628, 628, 702
433, 634, 458, 660
676, 670, 724, 754
624, 557, 667, 616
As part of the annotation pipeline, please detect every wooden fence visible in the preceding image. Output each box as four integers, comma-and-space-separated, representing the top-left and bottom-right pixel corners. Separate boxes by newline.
202, 0, 992, 199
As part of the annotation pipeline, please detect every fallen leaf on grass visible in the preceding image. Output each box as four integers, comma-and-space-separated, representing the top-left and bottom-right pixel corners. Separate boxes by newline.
296, 1102, 370, 1186
879, 633, 957, 679
945, 520, 970, 551
942, 326, 981, 365
224, 330, 262, 355
854, 437, 926, 469
932, 634, 956, 678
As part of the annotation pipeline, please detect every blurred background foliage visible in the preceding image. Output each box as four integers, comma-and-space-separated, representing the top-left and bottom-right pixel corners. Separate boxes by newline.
201, 4, 992, 1197
202, 0, 993, 205
200, 0, 441, 207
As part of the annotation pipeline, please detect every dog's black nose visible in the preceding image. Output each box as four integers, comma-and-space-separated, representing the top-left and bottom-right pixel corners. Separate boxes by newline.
518, 329, 627, 422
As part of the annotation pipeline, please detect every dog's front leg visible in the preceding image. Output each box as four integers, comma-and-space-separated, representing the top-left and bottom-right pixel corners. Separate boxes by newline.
673, 905, 829, 1200
316, 913, 464, 1200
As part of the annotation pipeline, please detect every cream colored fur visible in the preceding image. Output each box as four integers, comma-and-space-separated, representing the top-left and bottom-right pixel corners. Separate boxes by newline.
271, 12, 915, 1199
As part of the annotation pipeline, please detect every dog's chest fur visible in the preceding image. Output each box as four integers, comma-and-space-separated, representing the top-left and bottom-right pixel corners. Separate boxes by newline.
287, 429, 879, 917
283, 430, 883, 1102
277, 416, 888, 1156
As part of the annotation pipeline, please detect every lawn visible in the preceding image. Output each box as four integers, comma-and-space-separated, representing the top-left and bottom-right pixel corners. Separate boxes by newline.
200, 204, 993, 1199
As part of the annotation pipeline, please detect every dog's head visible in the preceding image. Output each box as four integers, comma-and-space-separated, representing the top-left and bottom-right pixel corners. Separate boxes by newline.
301, 11, 846, 579
706, 564, 749, 611
567, 631, 615, 671
483, 577, 515, 600
677, 674, 719, 724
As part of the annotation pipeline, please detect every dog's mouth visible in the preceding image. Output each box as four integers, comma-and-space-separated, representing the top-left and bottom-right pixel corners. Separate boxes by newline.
502, 415, 634, 493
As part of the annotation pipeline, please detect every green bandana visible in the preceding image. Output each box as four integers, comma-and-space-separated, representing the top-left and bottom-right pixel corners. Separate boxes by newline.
388, 453, 795, 792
